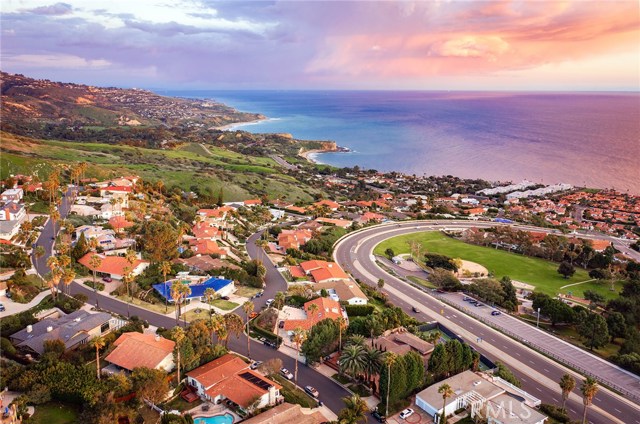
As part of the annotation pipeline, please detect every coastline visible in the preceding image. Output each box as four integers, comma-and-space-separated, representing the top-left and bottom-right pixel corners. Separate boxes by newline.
215, 116, 269, 131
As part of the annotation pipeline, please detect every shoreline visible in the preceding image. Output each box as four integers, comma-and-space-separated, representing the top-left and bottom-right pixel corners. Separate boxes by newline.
215, 116, 269, 131
299, 146, 350, 164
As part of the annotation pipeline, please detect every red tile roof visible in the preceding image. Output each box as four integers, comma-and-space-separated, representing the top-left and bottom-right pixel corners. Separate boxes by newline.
105, 332, 175, 371
283, 297, 344, 331
78, 253, 147, 276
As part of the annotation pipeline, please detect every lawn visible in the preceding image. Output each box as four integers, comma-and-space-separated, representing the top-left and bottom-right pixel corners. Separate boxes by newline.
407, 275, 436, 289
115, 294, 170, 314
374, 231, 597, 298
272, 374, 318, 408
211, 299, 240, 311
29, 402, 80, 424
234, 285, 262, 298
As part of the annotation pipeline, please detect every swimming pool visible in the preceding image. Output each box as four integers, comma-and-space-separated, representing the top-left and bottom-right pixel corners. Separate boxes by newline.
194, 413, 234, 424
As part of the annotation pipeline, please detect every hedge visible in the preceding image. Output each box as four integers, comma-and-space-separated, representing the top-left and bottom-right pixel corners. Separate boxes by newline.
345, 304, 375, 317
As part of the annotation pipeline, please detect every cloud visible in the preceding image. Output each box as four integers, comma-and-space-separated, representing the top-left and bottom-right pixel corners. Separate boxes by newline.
6, 54, 111, 69
25, 2, 73, 16
436, 36, 510, 61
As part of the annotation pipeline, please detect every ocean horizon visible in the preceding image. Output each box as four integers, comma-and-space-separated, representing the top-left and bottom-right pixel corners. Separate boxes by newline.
162, 90, 640, 193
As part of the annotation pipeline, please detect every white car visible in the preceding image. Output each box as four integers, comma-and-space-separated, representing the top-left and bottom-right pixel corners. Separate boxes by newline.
280, 368, 294, 380
250, 361, 263, 370
266, 299, 275, 308
304, 386, 319, 398
399, 408, 414, 420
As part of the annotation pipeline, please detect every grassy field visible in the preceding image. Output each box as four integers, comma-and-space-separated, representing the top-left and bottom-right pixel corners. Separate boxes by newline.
29, 402, 80, 424
211, 299, 240, 311
234, 285, 262, 298
374, 231, 604, 298
1, 132, 324, 203
272, 374, 318, 408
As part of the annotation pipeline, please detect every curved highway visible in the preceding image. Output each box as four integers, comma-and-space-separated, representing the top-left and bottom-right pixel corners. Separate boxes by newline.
333, 220, 640, 424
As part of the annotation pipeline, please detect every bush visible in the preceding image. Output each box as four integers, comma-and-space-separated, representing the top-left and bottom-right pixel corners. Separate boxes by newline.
539, 404, 572, 423
345, 304, 375, 317
84, 280, 105, 291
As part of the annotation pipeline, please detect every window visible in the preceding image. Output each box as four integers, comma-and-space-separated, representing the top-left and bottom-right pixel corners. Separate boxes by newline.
100, 322, 110, 333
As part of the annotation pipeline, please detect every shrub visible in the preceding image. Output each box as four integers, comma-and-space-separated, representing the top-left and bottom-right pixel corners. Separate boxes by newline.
345, 304, 375, 317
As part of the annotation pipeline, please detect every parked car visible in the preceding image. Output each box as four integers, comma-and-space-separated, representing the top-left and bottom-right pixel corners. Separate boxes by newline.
5, 292, 12, 299
255, 291, 264, 298
264, 340, 278, 349
280, 368, 294, 380
278, 320, 285, 329
265, 298, 275, 308
304, 386, 319, 398
411, 306, 420, 313
491, 310, 502, 316
463, 296, 472, 301
249, 312, 258, 319
102, 277, 113, 282
399, 408, 414, 420
372, 410, 386, 423
220, 296, 230, 300
250, 361, 263, 370
0, 303, 5, 312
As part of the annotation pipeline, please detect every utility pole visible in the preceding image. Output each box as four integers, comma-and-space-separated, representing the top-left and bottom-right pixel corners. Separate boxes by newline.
536, 307, 541, 328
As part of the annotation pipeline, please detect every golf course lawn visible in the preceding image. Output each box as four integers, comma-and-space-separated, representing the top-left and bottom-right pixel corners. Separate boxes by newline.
373, 231, 617, 299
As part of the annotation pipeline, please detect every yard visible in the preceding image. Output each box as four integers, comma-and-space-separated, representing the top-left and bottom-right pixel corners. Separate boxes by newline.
29, 402, 80, 424
271, 374, 318, 408
234, 285, 262, 298
374, 231, 603, 298
115, 294, 171, 314
210, 299, 240, 311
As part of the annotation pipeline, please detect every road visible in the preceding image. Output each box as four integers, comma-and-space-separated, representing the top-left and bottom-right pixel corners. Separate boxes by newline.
333, 221, 640, 424
64, 231, 355, 420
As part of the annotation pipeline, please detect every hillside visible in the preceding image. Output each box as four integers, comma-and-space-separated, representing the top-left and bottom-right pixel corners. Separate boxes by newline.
0, 71, 263, 130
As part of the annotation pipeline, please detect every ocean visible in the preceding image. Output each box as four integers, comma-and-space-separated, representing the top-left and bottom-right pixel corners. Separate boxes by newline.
163, 90, 640, 193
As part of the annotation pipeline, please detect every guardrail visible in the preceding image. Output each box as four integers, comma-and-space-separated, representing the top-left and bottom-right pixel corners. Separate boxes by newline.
429, 291, 640, 403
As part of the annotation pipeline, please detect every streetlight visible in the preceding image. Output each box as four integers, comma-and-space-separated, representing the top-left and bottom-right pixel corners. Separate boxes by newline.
536, 307, 541, 328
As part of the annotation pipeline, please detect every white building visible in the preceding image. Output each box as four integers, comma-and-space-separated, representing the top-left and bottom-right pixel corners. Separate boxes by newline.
415, 371, 547, 424
1, 188, 24, 202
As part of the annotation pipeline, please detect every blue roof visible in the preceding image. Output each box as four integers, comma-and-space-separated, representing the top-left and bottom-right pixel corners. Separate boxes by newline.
153, 277, 233, 301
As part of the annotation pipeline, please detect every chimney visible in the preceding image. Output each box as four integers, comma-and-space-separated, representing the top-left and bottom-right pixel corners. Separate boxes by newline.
27, 325, 33, 333
46, 326, 53, 332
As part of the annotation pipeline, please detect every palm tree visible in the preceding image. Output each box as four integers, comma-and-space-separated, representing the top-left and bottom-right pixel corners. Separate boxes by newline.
559, 373, 576, 412
89, 254, 103, 308
438, 383, 454, 424
122, 268, 134, 318
339, 344, 366, 380
34, 246, 45, 261
172, 327, 186, 385
160, 261, 172, 313
274, 291, 286, 310
171, 280, 191, 325
204, 287, 217, 315
292, 327, 307, 384
208, 313, 225, 346
363, 347, 383, 387
46, 272, 61, 300
91, 336, 105, 380
61, 267, 75, 295
426, 331, 442, 346
336, 316, 347, 351
580, 377, 599, 424
224, 313, 244, 348
243, 300, 255, 358
383, 352, 397, 417
348, 334, 366, 348
307, 302, 319, 321
49, 205, 60, 240
338, 394, 368, 424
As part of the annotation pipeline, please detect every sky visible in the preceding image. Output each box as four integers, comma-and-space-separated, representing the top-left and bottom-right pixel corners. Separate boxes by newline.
1, 0, 639, 91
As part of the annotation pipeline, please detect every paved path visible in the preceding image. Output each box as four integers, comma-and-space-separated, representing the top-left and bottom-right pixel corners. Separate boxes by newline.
0, 290, 50, 317
334, 221, 640, 424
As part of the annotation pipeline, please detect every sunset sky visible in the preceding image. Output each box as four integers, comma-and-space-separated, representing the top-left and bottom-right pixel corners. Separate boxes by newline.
2, 0, 639, 90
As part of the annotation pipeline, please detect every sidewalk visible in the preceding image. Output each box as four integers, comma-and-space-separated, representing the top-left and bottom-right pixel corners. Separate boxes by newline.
0, 290, 49, 317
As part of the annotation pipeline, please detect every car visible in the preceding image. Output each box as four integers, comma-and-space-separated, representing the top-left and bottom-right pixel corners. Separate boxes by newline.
249, 312, 258, 319
250, 361, 263, 370
220, 296, 230, 300
399, 408, 414, 419
0, 303, 5, 312
372, 410, 386, 423
5, 292, 12, 299
102, 277, 113, 282
264, 340, 278, 349
411, 306, 420, 313
475, 303, 484, 307
280, 368, 294, 380
265, 298, 275, 308
255, 291, 264, 298
491, 310, 502, 316
463, 296, 472, 301
51, 237, 55, 240
278, 321, 285, 329
304, 386, 319, 398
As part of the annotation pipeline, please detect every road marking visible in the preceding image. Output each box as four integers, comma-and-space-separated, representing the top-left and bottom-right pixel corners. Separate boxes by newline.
514, 352, 521, 356
569, 409, 576, 414
529, 360, 535, 365
535, 388, 542, 392
551, 398, 559, 403
544, 368, 550, 373
614, 408, 621, 413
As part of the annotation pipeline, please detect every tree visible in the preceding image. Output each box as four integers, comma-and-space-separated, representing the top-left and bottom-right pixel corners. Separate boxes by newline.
140, 220, 179, 263
243, 301, 255, 358
363, 347, 383, 388
338, 394, 368, 424
274, 291, 286, 310
377, 279, 385, 290
340, 344, 366, 381
171, 327, 186, 385
261, 358, 283, 377
91, 336, 105, 380
224, 313, 244, 347
494, 362, 521, 387
438, 384, 454, 424
131, 367, 169, 405
384, 248, 395, 260
404, 351, 425, 395
71, 232, 89, 261
428, 268, 462, 291
302, 318, 339, 363
382, 352, 397, 417
171, 280, 191, 325
428, 344, 448, 379
584, 290, 606, 308
337, 316, 347, 351
88, 254, 103, 308
34, 246, 45, 261
292, 327, 307, 384
425, 331, 442, 346
558, 261, 576, 279
580, 377, 599, 424
577, 312, 609, 350
606, 312, 627, 341
204, 288, 217, 316
160, 261, 173, 313
559, 373, 575, 412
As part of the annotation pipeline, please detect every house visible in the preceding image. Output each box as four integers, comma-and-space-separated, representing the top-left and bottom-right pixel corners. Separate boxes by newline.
196, 206, 234, 223
0, 220, 22, 240
10, 310, 121, 356
174, 256, 240, 273
105, 332, 175, 373
99, 186, 132, 207
278, 229, 313, 250
100, 202, 125, 220
186, 354, 282, 410
153, 276, 235, 302
192, 222, 223, 240
78, 253, 149, 280
313, 199, 340, 211
299, 260, 350, 284
109, 216, 134, 233
0, 202, 26, 222
70, 204, 101, 217
315, 217, 353, 229
283, 297, 346, 331
189, 239, 228, 258
358, 212, 385, 223
370, 329, 434, 362
241, 402, 327, 424
415, 370, 547, 424
314, 280, 368, 305
244, 199, 263, 207
75, 225, 114, 241
1, 188, 23, 202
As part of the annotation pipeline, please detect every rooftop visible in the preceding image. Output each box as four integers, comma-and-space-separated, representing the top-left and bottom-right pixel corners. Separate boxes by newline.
105, 332, 175, 371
